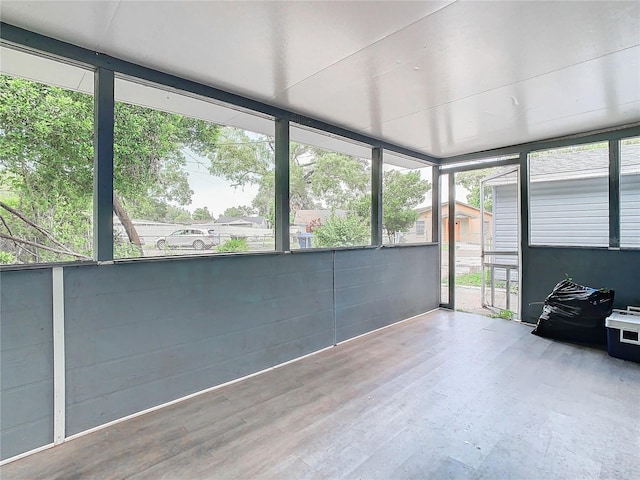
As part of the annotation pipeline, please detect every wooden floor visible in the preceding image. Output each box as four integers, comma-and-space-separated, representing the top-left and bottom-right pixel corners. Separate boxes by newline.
3, 310, 639, 480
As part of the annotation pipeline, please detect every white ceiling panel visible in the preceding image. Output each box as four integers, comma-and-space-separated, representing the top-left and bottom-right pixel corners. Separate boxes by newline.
0, 0, 119, 50
1, 0, 639, 159
96, 1, 453, 101
372, 46, 640, 156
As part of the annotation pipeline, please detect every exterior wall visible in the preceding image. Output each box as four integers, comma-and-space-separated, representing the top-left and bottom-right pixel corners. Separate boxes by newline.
410, 203, 490, 245
0, 269, 54, 461
521, 247, 640, 323
529, 177, 609, 247
493, 185, 519, 282
0, 245, 439, 459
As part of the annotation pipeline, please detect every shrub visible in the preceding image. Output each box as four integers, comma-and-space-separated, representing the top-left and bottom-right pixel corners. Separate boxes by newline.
216, 238, 249, 253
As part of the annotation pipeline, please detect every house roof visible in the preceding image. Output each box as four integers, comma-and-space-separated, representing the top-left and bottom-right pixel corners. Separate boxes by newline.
215, 216, 265, 225
416, 200, 488, 214
488, 142, 639, 185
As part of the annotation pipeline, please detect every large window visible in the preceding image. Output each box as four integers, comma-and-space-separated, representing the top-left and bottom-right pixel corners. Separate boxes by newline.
0, 48, 94, 265
529, 142, 609, 247
382, 153, 432, 245
621, 137, 640, 248
113, 77, 275, 258
289, 125, 371, 249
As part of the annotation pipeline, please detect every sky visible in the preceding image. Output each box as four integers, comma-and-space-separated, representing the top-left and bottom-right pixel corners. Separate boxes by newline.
184, 152, 259, 218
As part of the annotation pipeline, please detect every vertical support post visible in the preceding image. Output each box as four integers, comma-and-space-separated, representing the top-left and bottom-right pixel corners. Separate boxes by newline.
94, 68, 114, 262
490, 266, 496, 307
274, 118, 290, 251
432, 167, 440, 243
332, 250, 337, 345
506, 267, 511, 311
609, 140, 621, 248
448, 172, 456, 308
52, 267, 66, 444
371, 147, 383, 245
518, 152, 529, 322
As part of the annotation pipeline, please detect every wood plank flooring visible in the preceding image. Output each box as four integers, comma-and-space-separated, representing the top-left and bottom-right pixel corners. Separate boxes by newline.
2, 310, 639, 479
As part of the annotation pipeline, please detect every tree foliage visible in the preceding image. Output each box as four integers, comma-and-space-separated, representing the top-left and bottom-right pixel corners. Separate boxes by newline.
1, 74, 433, 263
313, 214, 369, 248
0, 75, 220, 263
216, 238, 249, 253
192, 206, 213, 221
455, 168, 496, 212
208, 127, 430, 243
222, 205, 257, 218
382, 170, 430, 242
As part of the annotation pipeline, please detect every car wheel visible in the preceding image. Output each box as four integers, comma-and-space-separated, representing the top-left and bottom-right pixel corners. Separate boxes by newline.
156, 239, 166, 249
193, 239, 205, 250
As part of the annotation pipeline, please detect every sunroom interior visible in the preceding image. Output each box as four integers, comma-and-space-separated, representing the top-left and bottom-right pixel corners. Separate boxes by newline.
0, 1, 639, 478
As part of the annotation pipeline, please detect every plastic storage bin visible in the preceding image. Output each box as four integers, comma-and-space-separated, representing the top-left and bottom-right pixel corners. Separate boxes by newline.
605, 308, 640, 363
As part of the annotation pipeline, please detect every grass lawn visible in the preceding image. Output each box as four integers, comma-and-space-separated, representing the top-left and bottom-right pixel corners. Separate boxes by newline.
442, 271, 518, 292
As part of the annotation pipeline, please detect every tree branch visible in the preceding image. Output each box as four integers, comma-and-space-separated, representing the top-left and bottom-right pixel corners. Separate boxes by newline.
0, 200, 77, 254
0, 212, 39, 258
0, 233, 91, 260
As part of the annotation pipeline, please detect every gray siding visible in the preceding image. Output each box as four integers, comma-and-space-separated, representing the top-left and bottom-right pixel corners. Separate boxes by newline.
492, 185, 519, 282
495, 174, 640, 249
0, 269, 53, 461
493, 185, 518, 253
63, 253, 335, 435
529, 176, 609, 247
335, 246, 439, 342
621, 174, 640, 248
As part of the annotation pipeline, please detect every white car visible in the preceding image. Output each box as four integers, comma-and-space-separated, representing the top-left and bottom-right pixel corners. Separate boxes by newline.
156, 228, 217, 250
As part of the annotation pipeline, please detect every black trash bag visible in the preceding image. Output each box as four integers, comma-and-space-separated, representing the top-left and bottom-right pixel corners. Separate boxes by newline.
532, 280, 614, 344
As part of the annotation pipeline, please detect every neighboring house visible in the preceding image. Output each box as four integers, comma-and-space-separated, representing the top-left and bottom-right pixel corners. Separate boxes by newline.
214, 216, 269, 229
490, 143, 640, 252
292, 209, 348, 231
405, 201, 492, 245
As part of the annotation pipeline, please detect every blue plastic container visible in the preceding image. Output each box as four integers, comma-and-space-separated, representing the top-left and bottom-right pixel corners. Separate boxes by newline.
605, 310, 640, 363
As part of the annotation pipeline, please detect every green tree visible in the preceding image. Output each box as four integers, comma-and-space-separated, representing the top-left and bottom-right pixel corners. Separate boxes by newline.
455, 168, 496, 212
206, 129, 371, 216
222, 205, 257, 217
206, 128, 432, 244
313, 213, 369, 248
382, 170, 430, 242
192, 206, 213, 221
0, 75, 220, 263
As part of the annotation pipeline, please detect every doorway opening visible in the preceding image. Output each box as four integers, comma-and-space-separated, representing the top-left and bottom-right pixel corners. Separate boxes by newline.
449, 165, 521, 319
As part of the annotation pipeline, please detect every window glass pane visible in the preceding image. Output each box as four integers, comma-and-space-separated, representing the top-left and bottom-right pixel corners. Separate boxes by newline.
113, 77, 274, 258
621, 137, 640, 248
0, 47, 94, 265
529, 142, 609, 247
289, 125, 371, 249
382, 153, 432, 245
